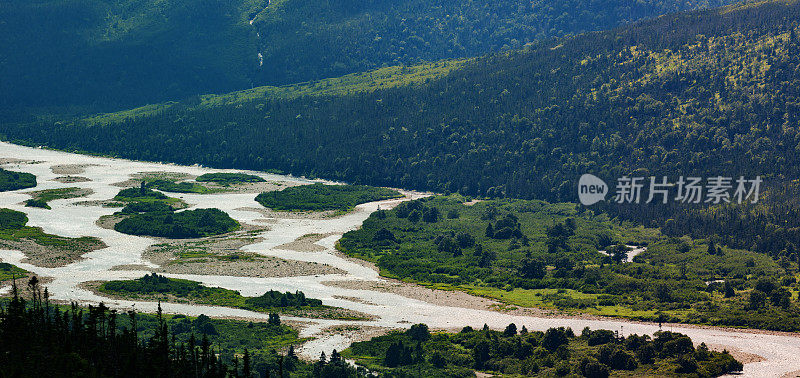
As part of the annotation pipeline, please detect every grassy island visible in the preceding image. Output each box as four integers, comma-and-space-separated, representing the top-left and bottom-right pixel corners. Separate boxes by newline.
0, 168, 36, 192
256, 183, 401, 212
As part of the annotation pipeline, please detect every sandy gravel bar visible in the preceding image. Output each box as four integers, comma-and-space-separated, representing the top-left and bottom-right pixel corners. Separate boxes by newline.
202, 180, 305, 194
111, 171, 301, 194
112, 171, 195, 187
0, 157, 38, 165
322, 279, 537, 313
160, 258, 344, 278
51, 176, 92, 183
0, 238, 107, 268
50, 164, 99, 175
132, 227, 346, 278
238, 206, 340, 220
276, 233, 337, 252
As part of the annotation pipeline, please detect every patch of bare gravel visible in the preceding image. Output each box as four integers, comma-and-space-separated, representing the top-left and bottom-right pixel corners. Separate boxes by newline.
323, 279, 506, 312
131, 171, 196, 181
276, 233, 337, 252
110, 172, 301, 194
318, 324, 391, 342
96, 214, 126, 230
237, 206, 339, 220
50, 164, 99, 175
77, 200, 124, 208
707, 344, 765, 364
112, 171, 195, 187
0, 157, 39, 165
111, 264, 152, 271
332, 295, 378, 306
133, 228, 345, 278
203, 180, 305, 194
51, 176, 92, 183
0, 238, 106, 268
162, 258, 344, 278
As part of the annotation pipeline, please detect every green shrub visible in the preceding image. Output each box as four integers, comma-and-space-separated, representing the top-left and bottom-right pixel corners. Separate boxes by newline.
114, 208, 239, 238
24, 199, 50, 209
146, 180, 208, 193
255, 183, 401, 212
196, 173, 265, 184
0, 168, 36, 192
115, 186, 168, 200
118, 201, 174, 214
0, 209, 28, 229
244, 290, 322, 308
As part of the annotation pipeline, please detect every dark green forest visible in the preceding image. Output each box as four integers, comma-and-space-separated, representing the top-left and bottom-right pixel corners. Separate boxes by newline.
343, 323, 742, 377
196, 173, 266, 184
7, 0, 800, 264
0, 168, 37, 192
114, 208, 240, 238
251, 0, 731, 86
0, 0, 730, 115
255, 183, 402, 212
0, 277, 365, 377
0, 0, 261, 114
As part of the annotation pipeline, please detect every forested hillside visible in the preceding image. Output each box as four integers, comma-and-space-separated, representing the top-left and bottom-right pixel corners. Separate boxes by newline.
0, 0, 263, 114
6, 1, 800, 259
250, 0, 731, 85
1, 0, 728, 114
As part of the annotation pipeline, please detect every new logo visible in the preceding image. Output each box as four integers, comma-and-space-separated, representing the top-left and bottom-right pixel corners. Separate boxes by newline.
578, 174, 608, 206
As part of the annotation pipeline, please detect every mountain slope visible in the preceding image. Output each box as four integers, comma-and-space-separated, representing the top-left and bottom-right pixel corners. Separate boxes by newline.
5, 0, 800, 257
0, 0, 263, 113
1, 0, 731, 114
249, 0, 732, 86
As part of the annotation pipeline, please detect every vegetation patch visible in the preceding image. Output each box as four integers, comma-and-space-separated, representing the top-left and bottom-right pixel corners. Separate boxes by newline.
255, 183, 402, 212
0, 262, 28, 282
114, 208, 239, 239
339, 195, 800, 331
0, 209, 28, 229
343, 323, 742, 377
196, 172, 266, 184
99, 273, 367, 320
24, 199, 50, 209
113, 185, 187, 208
25, 187, 92, 209
0, 168, 36, 192
145, 179, 217, 194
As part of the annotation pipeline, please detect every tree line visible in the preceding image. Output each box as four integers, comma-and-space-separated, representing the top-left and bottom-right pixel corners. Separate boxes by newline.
1, 276, 369, 377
